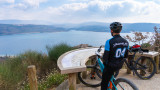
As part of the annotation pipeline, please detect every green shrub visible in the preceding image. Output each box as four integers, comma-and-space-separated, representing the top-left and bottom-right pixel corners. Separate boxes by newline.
20, 51, 55, 76
0, 57, 27, 89
141, 43, 151, 48
0, 43, 72, 89
0, 51, 54, 89
46, 43, 73, 63
22, 71, 67, 90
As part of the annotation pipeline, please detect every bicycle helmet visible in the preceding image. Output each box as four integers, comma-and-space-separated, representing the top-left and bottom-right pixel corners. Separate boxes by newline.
110, 22, 122, 33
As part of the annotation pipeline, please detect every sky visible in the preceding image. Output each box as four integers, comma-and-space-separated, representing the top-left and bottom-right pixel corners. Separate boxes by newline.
0, 0, 160, 24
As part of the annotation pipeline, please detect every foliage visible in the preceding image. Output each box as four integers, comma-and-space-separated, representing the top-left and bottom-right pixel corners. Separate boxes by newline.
46, 43, 73, 63
149, 26, 160, 46
125, 32, 148, 45
0, 56, 28, 89
0, 51, 53, 89
0, 43, 73, 89
21, 71, 67, 90
141, 43, 151, 48
20, 51, 55, 76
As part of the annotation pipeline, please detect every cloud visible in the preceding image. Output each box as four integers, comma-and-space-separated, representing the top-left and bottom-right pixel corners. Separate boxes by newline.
42, 0, 160, 23
23, 0, 48, 8
0, 0, 14, 3
1, 0, 160, 23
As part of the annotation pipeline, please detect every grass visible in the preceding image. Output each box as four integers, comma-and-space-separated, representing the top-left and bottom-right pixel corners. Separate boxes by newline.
46, 43, 73, 63
0, 43, 73, 90
0, 57, 28, 89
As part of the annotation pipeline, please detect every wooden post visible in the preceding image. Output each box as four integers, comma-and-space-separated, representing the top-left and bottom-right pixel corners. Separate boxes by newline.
82, 71, 87, 79
155, 46, 159, 51
69, 73, 76, 90
155, 46, 159, 73
140, 57, 145, 76
149, 57, 154, 72
127, 55, 132, 74
27, 65, 38, 90
156, 55, 159, 73
76, 73, 80, 84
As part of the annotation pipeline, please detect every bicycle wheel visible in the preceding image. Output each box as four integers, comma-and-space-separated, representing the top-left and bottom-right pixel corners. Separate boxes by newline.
78, 65, 101, 87
134, 57, 156, 79
113, 78, 139, 90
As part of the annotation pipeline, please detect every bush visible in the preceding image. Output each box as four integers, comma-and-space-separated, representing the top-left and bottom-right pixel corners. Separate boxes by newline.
21, 71, 67, 90
141, 43, 151, 48
0, 51, 54, 89
0, 43, 73, 89
46, 43, 73, 63
0, 57, 27, 89
20, 51, 55, 76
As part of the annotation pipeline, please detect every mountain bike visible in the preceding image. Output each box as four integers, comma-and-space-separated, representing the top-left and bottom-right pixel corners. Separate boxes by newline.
78, 46, 139, 90
115, 44, 156, 79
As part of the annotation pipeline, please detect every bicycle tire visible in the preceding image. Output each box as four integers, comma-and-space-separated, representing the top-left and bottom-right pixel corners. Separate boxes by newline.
78, 65, 101, 87
113, 78, 139, 90
134, 57, 156, 79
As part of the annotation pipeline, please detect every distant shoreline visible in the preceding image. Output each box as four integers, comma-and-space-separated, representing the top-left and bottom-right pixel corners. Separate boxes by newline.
0, 31, 65, 36
0, 30, 145, 36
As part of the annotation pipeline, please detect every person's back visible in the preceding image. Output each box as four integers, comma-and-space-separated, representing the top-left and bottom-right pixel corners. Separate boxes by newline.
101, 22, 129, 90
106, 35, 128, 69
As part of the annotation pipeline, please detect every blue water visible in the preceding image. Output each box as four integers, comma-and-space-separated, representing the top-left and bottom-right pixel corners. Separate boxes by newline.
0, 31, 110, 55
0, 30, 151, 55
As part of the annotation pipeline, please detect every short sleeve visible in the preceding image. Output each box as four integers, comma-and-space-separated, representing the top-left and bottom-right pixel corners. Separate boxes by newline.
105, 40, 110, 51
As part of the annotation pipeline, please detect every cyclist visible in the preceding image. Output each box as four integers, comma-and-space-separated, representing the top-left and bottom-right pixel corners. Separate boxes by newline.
101, 22, 129, 90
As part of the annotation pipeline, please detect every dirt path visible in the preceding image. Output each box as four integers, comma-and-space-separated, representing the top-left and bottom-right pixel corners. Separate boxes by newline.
77, 69, 160, 90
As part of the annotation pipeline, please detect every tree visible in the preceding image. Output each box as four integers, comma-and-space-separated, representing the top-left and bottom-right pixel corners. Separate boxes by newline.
149, 26, 160, 46
153, 26, 160, 46
125, 32, 148, 45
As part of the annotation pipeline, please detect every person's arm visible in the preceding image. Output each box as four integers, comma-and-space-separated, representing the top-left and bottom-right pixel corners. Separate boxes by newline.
103, 40, 110, 66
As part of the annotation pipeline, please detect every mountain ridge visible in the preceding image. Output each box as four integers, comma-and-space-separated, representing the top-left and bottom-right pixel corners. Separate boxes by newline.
0, 21, 159, 35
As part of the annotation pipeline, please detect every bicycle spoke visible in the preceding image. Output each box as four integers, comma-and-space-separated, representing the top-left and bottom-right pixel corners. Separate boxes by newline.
117, 83, 125, 90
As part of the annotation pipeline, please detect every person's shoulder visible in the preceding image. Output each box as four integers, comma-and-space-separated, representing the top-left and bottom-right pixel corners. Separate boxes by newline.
121, 36, 129, 43
106, 37, 114, 42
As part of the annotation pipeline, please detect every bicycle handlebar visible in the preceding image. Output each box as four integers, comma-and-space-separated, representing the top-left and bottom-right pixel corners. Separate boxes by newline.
95, 45, 104, 57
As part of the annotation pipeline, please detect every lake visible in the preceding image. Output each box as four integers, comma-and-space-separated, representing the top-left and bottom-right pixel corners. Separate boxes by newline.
0, 30, 153, 55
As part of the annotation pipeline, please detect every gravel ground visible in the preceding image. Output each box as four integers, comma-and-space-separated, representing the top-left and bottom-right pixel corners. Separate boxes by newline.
77, 69, 160, 90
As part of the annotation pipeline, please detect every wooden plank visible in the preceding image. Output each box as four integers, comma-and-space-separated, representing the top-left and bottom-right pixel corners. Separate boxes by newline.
61, 66, 86, 74
27, 65, 38, 90
69, 73, 76, 90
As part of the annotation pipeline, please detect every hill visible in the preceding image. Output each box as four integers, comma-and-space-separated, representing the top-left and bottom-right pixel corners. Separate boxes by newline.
0, 24, 68, 35
0, 21, 159, 35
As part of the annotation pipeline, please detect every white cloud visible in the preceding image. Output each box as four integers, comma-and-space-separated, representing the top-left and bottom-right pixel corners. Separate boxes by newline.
0, 0, 14, 3
1, 0, 160, 23
23, 0, 48, 8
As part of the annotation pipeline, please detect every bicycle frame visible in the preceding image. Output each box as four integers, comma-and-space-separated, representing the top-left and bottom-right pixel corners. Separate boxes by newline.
97, 56, 118, 90
124, 51, 147, 71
